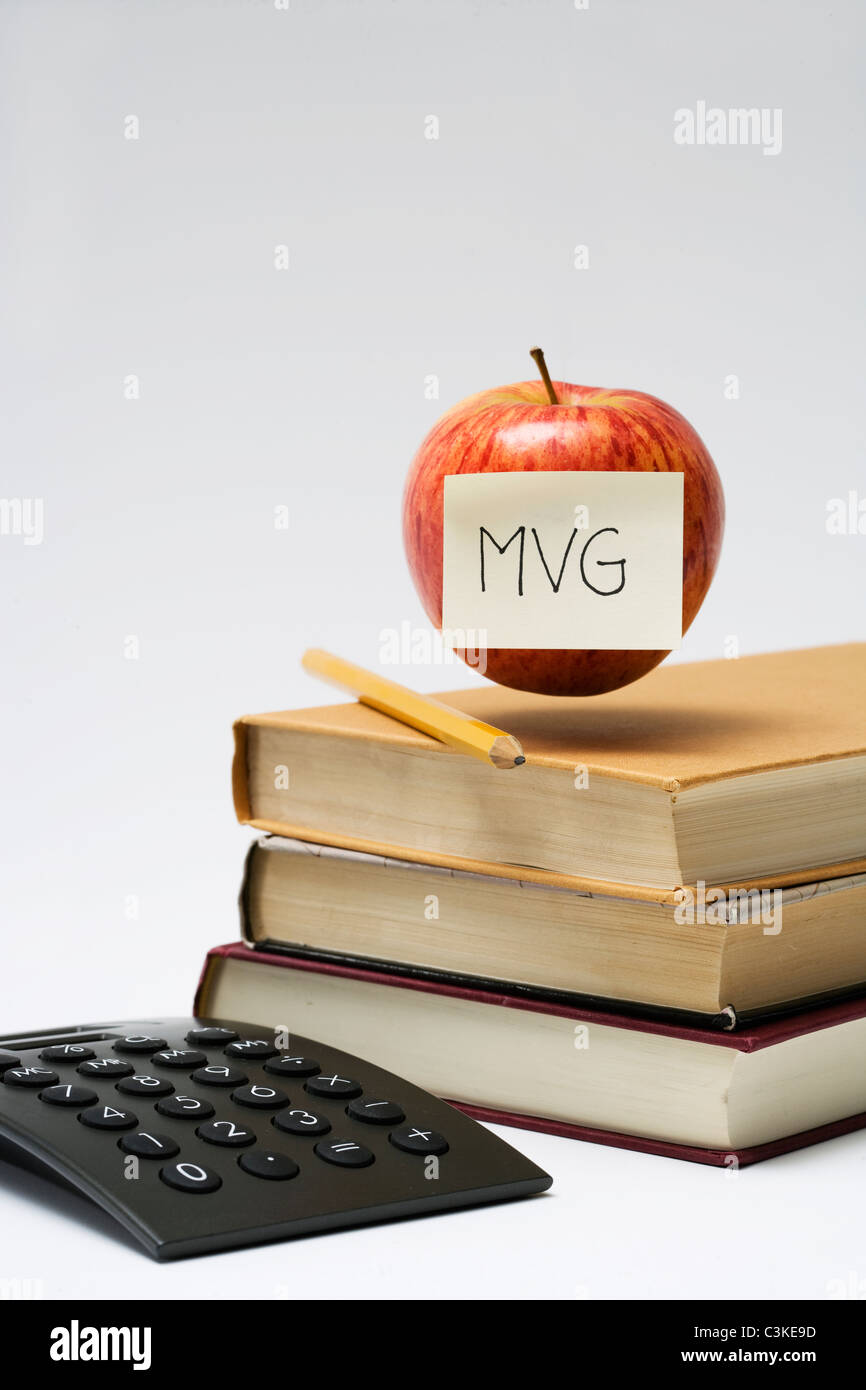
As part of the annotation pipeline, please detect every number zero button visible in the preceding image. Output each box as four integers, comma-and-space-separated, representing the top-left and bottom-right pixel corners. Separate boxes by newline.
160, 1161, 222, 1194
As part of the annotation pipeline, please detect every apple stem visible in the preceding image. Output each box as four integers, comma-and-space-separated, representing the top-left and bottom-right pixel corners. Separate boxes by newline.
529, 346, 559, 405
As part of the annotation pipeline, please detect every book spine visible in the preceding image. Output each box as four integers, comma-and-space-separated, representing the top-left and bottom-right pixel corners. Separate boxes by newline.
237, 839, 257, 946
192, 952, 217, 1017
231, 718, 251, 823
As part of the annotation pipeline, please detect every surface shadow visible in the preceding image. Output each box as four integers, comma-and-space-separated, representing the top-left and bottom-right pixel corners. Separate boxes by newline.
0, 1150, 145, 1258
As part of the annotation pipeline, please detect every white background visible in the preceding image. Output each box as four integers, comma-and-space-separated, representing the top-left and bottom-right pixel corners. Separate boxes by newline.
1, 0, 864, 1300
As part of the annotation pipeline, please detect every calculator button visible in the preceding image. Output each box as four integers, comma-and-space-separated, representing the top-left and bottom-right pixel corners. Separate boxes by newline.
191, 1065, 248, 1087
185, 1027, 238, 1046
156, 1094, 215, 1120
113, 1036, 167, 1055
0, 1050, 21, 1075
150, 1049, 207, 1069
79, 1105, 138, 1131
116, 1075, 174, 1097
231, 1084, 289, 1109
239, 1151, 300, 1181
39, 1084, 98, 1107
40, 1045, 96, 1063
347, 1098, 405, 1126
224, 1039, 278, 1060
119, 1131, 180, 1159
305, 1074, 362, 1100
389, 1126, 450, 1156
196, 1120, 256, 1148
77, 1058, 134, 1079
314, 1139, 375, 1168
264, 1055, 321, 1079
3, 1067, 59, 1088
160, 1161, 222, 1194
273, 1107, 331, 1137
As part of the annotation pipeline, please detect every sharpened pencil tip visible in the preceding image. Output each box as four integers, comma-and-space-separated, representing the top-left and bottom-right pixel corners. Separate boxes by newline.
514, 755, 526, 765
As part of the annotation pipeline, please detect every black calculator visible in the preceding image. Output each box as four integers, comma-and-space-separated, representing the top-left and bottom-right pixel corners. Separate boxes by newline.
0, 1015, 552, 1259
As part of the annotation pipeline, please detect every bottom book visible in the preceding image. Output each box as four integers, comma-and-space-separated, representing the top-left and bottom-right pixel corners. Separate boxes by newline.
196, 942, 866, 1167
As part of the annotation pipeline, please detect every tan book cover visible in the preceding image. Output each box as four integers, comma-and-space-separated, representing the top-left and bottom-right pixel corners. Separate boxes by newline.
240, 837, 866, 1019
232, 644, 866, 892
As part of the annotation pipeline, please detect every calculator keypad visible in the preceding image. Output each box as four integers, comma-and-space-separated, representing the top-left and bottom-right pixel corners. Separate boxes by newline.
0, 1017, 552, 1258
3, 1032, 453, 1172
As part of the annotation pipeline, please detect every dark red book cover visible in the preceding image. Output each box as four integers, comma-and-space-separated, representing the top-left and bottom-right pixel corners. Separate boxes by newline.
196, 942, 866, 1167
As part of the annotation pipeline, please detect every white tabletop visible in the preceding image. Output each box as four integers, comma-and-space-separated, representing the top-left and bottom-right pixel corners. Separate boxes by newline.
2, 1111, 864, 1299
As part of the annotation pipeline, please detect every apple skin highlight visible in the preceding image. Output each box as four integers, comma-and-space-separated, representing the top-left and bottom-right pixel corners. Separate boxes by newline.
402, 380, 725, 697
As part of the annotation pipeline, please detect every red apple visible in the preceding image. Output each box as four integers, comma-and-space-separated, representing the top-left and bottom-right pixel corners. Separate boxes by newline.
402, 361, 724, 696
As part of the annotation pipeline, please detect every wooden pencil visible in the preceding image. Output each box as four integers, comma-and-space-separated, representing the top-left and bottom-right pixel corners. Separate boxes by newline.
301, 649, 526, 770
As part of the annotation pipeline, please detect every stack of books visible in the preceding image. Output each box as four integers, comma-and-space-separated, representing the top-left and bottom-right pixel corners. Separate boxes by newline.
197, 643, 866, 1166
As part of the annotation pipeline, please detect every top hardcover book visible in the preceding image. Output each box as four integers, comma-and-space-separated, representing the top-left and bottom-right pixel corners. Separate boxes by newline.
232, 643, 866, 893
